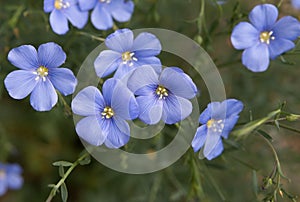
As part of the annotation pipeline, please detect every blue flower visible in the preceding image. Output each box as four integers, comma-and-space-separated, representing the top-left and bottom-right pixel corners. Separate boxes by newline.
127, 66, 197, 125
44, 0, 88, 35
78, 0, 134, 30
71, 79, 139, 148
0, 163, 23, 196
94, 28, 162, 79
191, 99, 243, 160
292, 0, 300, 9
231, 4, 300, 72
4, 42, 77, 111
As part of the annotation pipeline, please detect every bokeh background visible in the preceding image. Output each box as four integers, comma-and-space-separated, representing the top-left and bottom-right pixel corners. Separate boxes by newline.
0, 0, 299, 201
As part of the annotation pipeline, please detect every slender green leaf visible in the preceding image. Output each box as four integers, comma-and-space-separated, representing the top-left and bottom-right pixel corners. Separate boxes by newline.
52, 161, 73, 167
60, 183, 68, 202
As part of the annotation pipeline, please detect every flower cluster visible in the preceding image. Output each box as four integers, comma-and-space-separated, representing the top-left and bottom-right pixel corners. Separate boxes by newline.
44, 0, 134, 34
0, 163, 23, 196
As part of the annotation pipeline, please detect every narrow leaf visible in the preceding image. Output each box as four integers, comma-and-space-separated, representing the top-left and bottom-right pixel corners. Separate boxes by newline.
60, 183, 68, 202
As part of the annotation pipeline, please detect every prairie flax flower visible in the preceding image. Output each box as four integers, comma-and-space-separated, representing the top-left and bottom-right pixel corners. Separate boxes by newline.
0, 163, 23, 196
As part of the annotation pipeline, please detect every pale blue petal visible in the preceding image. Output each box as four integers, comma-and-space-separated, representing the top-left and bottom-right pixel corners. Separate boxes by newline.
30, 79, 58, 111
104, 117, 130, 148
191, 125, 207, 152
292, 0, 300, 9
203, 131, 222, 160
38, 42, 66, 68
109, 0, 134, 22
78, 0, 97, 11
137, 95, 163, 125
273, 16, 300, 41
221, 115, 239, 139
0, 179, 7, 196
113, 63, 133, 79
49, 68, 77, 95
127, 65, 159, 93
221, 99, 244, 118
50, 9, 69, 35
102, 78, 116, 106
71, 86, 105, 116
269, 38, 295, 59
94, 50, 121, 78
205, 138, 224, 160
242, 43, 269, 72
249, 4, 278, 31
75, 115, 108, 146
132, 32, 162, 57
64, 5, 88, 29
134, 85, 157, 96
7, 173, 23, 190
134, 57, 162, 74
91, 3, 113, 30
7, 45, 38, 70
231, 22, 260, 50
160, 67, 197, 99
4, 70, 38, 99
44, 0, 54, 12
199, 106, 211, 124
105, 28, 134, 52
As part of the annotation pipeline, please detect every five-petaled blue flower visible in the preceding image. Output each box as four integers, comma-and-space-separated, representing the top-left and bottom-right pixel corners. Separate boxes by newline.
231, 4, 300, 72
127, 65, 197, 125
94, 28, 162, 79
191, 99, 243, 160
4, 42, 77, 111
78, 0, 134, 30
0, 163, 23, 196
71, 79, 139, 148
292, 0, 300, 9
44, 0, 88, 35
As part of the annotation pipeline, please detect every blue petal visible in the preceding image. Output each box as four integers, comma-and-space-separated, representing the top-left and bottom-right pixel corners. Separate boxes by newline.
64, 5, 88, 29
127, 65, 159, 93
91, 3, 113, 30
72, 86, 105, 116
109, 0, 134, 22
205, 138, 224, 160
160, 67, 197, 99
137, 95, 163, 124
78, 0, 97, 11
134, 57, 162, 74
94, 50, 121, 78
30, 79, 58, 111
38, 42, 66, 68
203, 131, 222, 160
102, 78, 117, 106
199, 106, 211, 124
7, 173, 23, 190
4, 70, 38, 99
44, 0, 54, 12
0, 179, 7, 196
231, 22, 260, 50
292, 0, 300, 9
242, 43, 269, 72
221, 115, 239, 139
113, 63, 133, 79
105, 28, 134, 52
134, 85, 157, 96
162, 95, 192, 124
7, 45, 38, 70
270, 38, 295, 59
191, 125, 207, 152
221, 99, 244, 118
49, 67, 77, 95
104, 117, 130, 148
50, 9, 69, 35
249, 4, 278, 31
75, 115, 109, 146
110, 79, 139, 119
132, 32, 162, 57
273, 16, 300, 41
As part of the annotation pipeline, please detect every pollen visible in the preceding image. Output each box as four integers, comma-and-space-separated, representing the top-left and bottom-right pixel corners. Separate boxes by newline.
101, 107, 114, 119
260, 31, 275, 45
156, 85, 168, 100
121, 51, 137, 66
207, 119, 225, 133
34, 66, 49, 82
54, 0, 70, 10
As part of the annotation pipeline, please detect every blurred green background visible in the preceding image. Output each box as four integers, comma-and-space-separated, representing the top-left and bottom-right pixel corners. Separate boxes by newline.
0, 0, 299, 201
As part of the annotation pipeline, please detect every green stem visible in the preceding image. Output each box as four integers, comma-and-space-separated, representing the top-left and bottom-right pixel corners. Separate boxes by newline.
76, 31, 105, 42
278, 124, 300, 134
56, 91, 72, 116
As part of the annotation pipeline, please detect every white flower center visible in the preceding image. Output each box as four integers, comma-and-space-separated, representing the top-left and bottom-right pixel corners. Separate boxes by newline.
207, 119, 225, 133
260, 31, 275, 45
121, 51, 137, 66
101, 107, 114, 119
99, 0, 111, 3
156, 85, 168, 100
54, 0, 70, 10
34, 66, 49, 82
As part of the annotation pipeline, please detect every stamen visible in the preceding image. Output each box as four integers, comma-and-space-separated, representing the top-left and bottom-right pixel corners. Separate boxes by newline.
101, 107, 114, 119
155, 85, 168, 100
99, 0, 111, 3
121, 51, 137, 66
54, 0, 70, 10
34, 66, 49, 82
207, 119, 225, 133
260, 31, 275, 45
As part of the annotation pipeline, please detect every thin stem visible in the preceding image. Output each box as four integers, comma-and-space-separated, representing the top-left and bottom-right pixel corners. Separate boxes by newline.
76, 31, 105, 42
277, 123, 300, 134
56, 91, 72, 117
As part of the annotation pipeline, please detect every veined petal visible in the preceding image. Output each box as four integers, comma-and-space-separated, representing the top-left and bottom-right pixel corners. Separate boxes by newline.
49, 9, 69, 35
102, 78, 116, 106
127, 65, 159, 94
109, 0, 134, 22
205, 138, 224, 160
78, 0, 97, 11
91, 3, 113, 30
44, 0, 54, 12
132, 32, 162, 57
105, 28, 134, 52
75, 115, 109, 146
94, 50, 121, 78
49, 67, 77, 95
162, 95, 192, 124
273, 16, 300, 41
137, 95, 163, 125
104, 116, 130, 148
71, 86, 105, 116
38, 42, 66, 68
221, 115, 239, 139
30, 79, 58, 111
134, 85, 157, 96
113, 63, 133, 79
134, 57, 162, 74
221, 99, 244, 118
203, 131, 222, 160
160, 67, 197, 99
191, 125, 208, 152
4, 70, 38, 99
231, 22, 260, 50
64, 5, 88, 29
199, 106, 211, 124
8, 45, 38, 70
242, 43, 269, 72
270, 38, 295, 59
249, 4, 278, 31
